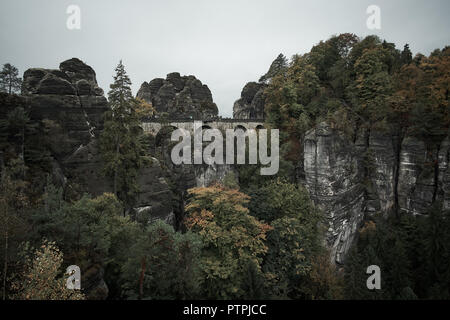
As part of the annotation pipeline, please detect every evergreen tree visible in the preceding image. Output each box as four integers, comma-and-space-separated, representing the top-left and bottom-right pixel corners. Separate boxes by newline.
241, 260, 266, 299
423, 204, 450, 298
349, 47, 393, 128
0, 169, 29, 300
0, 64, 22, 95
100, 61, 147, 212
264, 216, 318, 299
0, 107, 33, 179
344, 246, 367, 299
259, 53, 288, 83
344, 221, 385, 299
401, 44, 413, 65
121, 220, 202, 299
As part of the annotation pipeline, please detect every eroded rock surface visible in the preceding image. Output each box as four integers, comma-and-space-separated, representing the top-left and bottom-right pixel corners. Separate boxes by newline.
137, 72, 218, 119
21, 58, 174, 224
17, 59, 178, 299
304, 123, 365, 264
22, 58, 107, 158
304, 123, 450, 264
233, 82, 266, 119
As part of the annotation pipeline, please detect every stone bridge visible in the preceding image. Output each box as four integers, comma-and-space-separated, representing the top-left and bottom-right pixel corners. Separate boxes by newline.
141, 118, 265, 136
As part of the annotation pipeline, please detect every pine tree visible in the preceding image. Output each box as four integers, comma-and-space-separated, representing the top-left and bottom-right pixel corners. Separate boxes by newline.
0, 170, 28, 300
1, 107, 32, 179
100, 61, 147, 213
241, 260, 266, 299
259, 53, 288, 83
121, 220, 202, 299
0, 64, 22, 95
423, 204, 450, 298
401, 44, 413, 65
344, 246, 367, 299
350, 47, 393, 127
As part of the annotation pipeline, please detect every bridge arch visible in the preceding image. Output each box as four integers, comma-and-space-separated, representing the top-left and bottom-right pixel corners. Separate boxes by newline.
154, 125, 179, 150
234, 124, 247, 132
141, 119, 265, 137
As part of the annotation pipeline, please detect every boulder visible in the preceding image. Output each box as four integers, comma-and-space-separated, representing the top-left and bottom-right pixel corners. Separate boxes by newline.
59, 57, 97, 84
37, 73, 76, 95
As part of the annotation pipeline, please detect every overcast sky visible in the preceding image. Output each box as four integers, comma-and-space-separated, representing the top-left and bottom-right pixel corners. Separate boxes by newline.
1, 0, 449, 117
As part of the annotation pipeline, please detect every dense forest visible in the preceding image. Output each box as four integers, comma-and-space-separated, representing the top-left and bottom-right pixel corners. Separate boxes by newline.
0, 33, 449, 300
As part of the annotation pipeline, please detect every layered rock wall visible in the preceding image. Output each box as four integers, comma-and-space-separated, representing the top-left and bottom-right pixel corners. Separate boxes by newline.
304, 123, 365, 264
304, 123, 450, 264
16, 58, 179, 299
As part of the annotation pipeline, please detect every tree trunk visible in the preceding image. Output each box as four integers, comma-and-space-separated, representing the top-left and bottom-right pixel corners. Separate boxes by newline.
2, 230, 8, 301
21, 127, 25, 179
8, 74, 12, 95
139, 257, 146, 300
113, 136, 120, 197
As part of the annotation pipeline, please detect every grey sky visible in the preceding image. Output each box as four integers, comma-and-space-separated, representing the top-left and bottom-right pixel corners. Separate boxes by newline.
1, 0, 449, 117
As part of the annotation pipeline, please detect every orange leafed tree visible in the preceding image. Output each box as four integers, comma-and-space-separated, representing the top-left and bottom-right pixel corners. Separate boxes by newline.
185, 185, 271, 299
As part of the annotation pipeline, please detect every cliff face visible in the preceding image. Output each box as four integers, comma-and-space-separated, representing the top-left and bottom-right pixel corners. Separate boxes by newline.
304, 123, 365, 264
21, 58, 174, 226
22, 58, 107, 159
137, 72, 218, 119
16, 59, 177, 298
304, 123, 450, 264
232, 53, 287, 120
21, 58, 110, 202
233, 82, 266, 119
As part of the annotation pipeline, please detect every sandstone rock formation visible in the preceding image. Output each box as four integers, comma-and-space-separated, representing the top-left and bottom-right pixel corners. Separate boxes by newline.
232, 54, 287, 120
137, 72, 218, 119
18, 58, 177, 298
22, 58, 107, 159
259, 53, 288, 83
21, 58, 174, 223
233, 82, 266, 119
304, 123, 365, 264
304, 122, 450, 264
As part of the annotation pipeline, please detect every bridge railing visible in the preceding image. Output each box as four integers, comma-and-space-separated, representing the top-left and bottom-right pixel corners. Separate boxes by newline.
141, 116, 265, 123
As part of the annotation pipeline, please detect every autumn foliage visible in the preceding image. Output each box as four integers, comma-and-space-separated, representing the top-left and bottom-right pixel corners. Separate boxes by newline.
185, 185, 272, 299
